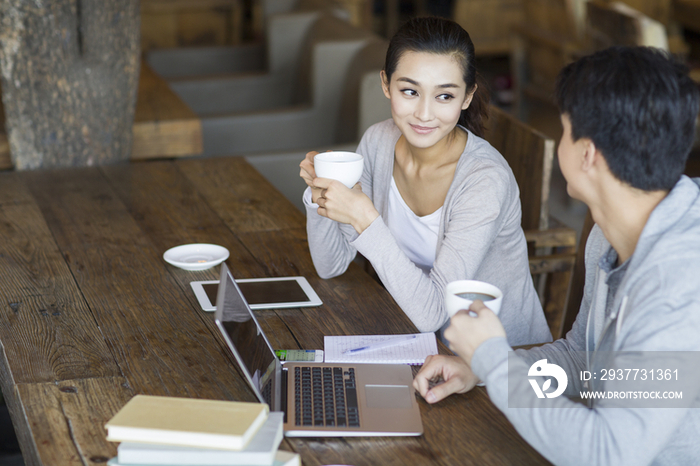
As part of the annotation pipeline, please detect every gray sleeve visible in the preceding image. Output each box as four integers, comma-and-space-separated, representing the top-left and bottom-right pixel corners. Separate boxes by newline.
352, 164, 513, 332
511, 225, 606, 394
305, 195, 358, 279
472, 336, 700, 466
304, 128, 376, 279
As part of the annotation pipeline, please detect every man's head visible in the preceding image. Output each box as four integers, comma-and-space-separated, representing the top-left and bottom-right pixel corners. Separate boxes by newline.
555, 46, 699, 191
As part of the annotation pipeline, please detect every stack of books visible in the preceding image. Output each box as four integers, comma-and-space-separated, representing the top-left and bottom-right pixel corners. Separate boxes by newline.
105, 395, 299, 466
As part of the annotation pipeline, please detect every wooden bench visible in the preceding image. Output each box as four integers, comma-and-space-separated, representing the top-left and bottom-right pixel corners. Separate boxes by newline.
131, 61, 203, 161
0, 60, 202, 170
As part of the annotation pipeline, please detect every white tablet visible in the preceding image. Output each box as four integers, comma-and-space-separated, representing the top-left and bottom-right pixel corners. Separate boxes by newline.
190, 277, 322, 311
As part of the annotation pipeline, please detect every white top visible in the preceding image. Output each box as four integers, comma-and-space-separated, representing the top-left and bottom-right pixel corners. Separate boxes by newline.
305, 119, 550, 344
386, 177, 441, 273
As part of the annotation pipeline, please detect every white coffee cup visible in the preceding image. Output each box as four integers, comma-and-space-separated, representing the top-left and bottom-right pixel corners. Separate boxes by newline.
445, 280, 503, 317
314, 151, 364, 188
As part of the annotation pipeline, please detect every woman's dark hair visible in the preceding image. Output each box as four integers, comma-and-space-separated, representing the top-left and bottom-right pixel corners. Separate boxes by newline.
384, 17, 489, 137
555, 46, 700, 191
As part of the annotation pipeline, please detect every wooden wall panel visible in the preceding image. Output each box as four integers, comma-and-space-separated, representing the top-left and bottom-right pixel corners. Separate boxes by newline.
141, 0, 244, 51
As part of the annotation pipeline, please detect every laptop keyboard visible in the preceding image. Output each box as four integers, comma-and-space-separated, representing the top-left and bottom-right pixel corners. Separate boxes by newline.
294, 366, 360, 428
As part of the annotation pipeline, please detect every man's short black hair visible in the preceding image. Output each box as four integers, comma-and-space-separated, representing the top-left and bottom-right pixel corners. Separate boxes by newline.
555, 46, 700, 191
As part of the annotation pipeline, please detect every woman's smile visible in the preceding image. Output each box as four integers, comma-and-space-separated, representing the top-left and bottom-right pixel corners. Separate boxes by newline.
382, 51, 471, 151
409, 123, 437, 135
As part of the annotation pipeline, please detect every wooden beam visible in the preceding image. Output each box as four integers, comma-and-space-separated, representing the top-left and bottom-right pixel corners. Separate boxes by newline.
131, 61, 203, 160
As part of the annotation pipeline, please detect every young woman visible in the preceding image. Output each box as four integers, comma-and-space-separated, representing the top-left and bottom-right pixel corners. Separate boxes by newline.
299, 17, 551, 346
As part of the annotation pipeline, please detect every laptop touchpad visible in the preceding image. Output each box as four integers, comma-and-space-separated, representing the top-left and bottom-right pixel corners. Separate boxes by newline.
365, 385, 412, 409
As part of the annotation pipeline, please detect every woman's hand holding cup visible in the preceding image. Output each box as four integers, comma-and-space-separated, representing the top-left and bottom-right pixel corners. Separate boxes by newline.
299, 151, 325, 204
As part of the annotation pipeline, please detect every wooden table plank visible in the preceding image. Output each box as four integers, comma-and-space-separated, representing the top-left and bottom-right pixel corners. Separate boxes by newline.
14, 377, 132, 466
235, 228, 410, 346
0, 173, 120, 387
100, 160, 289, 369
21, 167, 253, 400
132, 62, 203, 160
176, 157, 306, 233
239, 228, 551, 466
100, 161, 268, 280
0, 158, 552, 466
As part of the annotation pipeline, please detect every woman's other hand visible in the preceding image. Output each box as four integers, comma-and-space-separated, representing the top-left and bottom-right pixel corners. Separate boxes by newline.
299, 151, 325, 204
313, 178, 379, 234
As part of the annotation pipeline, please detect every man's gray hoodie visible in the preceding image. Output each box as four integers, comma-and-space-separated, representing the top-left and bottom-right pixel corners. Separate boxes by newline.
472, 176, 700, 465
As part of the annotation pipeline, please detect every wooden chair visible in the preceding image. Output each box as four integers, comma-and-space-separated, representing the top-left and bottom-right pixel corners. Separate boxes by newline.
516, 208, 594, 346
560, 209, 595, 337
484, 105, 578, 339
356, 106, 578, 339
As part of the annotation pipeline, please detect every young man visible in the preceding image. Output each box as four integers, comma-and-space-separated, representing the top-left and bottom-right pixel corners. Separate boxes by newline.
414, 46, 700, 465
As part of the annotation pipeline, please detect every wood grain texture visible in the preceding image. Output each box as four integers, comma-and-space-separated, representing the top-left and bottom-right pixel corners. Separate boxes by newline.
561, 209, 595, 337
176, 157, 306, 232
100, 161, 277, 374
21, 167, 254, 401
525, 226, 577, 248
132, 62, 203, 159
0, 173, 120, 385
101, 161, 264, 278
484, 105, 553, 231
286, 386, 550, 466
0, 159, 552, 466
14, 377, 132, 466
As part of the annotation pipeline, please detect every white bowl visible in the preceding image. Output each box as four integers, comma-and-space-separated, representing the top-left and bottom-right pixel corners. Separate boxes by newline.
314, 151, 364, 188
163, 244, 230, 271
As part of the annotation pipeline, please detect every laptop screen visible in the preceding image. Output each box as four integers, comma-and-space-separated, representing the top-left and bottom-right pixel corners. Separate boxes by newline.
215, 264, 278, 404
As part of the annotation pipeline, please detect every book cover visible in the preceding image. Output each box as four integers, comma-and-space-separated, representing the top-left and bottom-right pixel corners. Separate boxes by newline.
107, 449, 300, 466
105, 395, 268, 451
117, 412, 283, 465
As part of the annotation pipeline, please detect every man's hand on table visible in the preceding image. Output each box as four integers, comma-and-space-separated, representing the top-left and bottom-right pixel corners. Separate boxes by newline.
413, 354, 479, 403
413, 300, 507, 403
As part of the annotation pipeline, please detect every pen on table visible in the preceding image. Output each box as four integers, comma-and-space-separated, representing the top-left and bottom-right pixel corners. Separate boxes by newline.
343, 335, 418, 354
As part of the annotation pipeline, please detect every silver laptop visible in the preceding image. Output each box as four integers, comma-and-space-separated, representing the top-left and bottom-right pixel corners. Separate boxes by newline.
214, 263, 423, 437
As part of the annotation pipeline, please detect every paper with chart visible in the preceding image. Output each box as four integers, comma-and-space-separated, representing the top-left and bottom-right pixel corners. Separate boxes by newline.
323, 333, 438, 364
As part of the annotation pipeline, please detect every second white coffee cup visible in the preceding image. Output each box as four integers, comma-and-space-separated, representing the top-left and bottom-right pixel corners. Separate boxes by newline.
314, 151, 364, 188
445, 280, 503, 317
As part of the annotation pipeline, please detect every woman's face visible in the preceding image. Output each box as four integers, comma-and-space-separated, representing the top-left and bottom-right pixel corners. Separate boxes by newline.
382, 51, 474, 150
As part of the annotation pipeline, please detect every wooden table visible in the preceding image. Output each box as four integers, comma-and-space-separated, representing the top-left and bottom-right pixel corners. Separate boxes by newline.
0, 157, 550, 466
0, 61, 202, 170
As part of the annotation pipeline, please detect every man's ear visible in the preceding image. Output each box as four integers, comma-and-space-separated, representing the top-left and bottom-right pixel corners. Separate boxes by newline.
580, 139, 598, 171
380, 70, 390, 99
